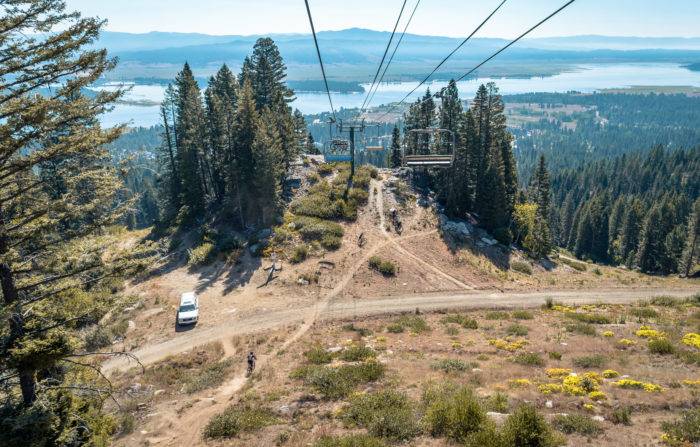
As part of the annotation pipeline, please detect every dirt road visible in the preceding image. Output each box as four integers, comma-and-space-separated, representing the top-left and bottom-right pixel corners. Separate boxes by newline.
103, 286, 698, 374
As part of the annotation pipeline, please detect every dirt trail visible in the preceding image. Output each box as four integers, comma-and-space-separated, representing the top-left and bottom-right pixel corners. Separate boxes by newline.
138, 177, 412, 445
375, 178, 474, 290
104, 285, 700, 375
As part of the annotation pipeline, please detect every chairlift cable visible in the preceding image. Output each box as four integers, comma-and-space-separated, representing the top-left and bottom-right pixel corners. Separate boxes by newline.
364, 0, 422, 111
376, 0, 507, 119
376, 0, 577, 122
304, 0, 337, 123
359, 0, 409, 113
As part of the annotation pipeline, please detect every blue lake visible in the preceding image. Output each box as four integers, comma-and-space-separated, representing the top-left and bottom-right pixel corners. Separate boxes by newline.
96, 63, 700, 128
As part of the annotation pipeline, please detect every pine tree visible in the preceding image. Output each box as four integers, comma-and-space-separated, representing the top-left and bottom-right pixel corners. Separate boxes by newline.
306, 132, 318, 154
204, 64, 238, 204
0, 1, 150, 441
617, 198, 643, 266
229, 78, 259, 226
174, 63, 209, 219
158, 83, 181, 216
680, 198, 700, 276
390, 125, 402, 168
529, 155, 552, 256
252, 111, 284, 225
636, 201, 676, 273
250, 37, 293, 108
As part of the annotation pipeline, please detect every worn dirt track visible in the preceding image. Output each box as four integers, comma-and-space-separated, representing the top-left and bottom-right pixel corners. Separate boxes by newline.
103, 286, 699, 374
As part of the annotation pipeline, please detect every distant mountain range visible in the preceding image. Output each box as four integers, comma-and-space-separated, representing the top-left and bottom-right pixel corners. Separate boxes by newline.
97, 28, 700, 83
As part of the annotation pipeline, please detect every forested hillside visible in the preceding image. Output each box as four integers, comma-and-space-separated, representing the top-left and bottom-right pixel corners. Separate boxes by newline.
552, 147, 700, 274
507, 92, 700, 180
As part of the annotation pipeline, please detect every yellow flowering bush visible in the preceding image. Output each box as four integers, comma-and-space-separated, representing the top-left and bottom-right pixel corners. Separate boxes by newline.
602, 331, 614, 337
583, 403, 595, 412
602, 369, 620, 378
588, 391, 607, 401
562, 375, 587, 396
509, 378, 532, 388
681, 333, 700, 349
583, 372, 602, 384
635, 325, 666, 339
614, 379, 663, 392
489, 338, 528, 352
546, 368, 572, 378
618, 338, 636, 347
682, 379, 700, 388
643, 383, 663, 393
538, 383, 563, 395
551, 305, 575, 313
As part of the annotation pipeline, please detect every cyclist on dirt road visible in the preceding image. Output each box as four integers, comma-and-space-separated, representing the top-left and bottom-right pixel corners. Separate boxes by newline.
246, 351, 257, 375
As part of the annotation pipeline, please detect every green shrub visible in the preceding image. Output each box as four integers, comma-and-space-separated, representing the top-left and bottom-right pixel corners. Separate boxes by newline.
183, 359, 234, 393
203, 405, 278, 439
301, 362, 386, 399
393, 315, 430, 333
502, 405, 560, 447
512, 310, 534, 320
304, 345, 333, 365
513, 352, 545, 367
290, 245, 308, 264
647, 295, 684, 307
368, 256, 397, 276
565, 322, 596, 336
295, 217, 344, 241
314, 435, 386, 447
441, 314, 478, 329
343, 390, 418, 441
386, 323, 404, 333
660, 407, 700, 444
544, 297, 554, 309
342, 323, 373, 337
560, 257, 587, 271
630, 307, 658, 319
317, 163, 334, 176
432, 358, 470, 373
506, 324, 529, 336
553, 414, 603, 437
566, 312, 611, 324
482, 392, 509, 413
485, 311, 510, 320
320, 234, 342, 250
340, 345, 376, 362
572, 354, 607, 368
610, 407, 632, 426
445, 325, 460, 336
648, 337, 675, 355
511, 261, 533, 275
548, 351, 562, 360
422, 384, 486, 442
188, 242, 217, 266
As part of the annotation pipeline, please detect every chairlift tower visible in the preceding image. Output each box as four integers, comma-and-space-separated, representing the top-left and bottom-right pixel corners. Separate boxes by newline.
337, 119, 366, 179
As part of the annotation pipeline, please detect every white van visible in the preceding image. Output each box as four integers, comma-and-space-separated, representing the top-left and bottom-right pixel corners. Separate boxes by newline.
177, 292, 199, 325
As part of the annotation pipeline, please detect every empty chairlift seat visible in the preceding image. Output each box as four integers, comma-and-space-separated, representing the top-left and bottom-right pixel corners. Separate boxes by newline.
403, 128, 455, 168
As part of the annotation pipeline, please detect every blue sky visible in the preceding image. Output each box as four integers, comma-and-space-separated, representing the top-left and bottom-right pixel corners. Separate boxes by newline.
65, 0, 700, 38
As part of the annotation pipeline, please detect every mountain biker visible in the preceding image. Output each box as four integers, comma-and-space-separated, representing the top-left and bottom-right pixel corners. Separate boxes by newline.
247, 351, 257, 373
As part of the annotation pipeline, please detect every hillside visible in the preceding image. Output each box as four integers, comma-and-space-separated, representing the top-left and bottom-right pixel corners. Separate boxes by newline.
101, 164, 700, 446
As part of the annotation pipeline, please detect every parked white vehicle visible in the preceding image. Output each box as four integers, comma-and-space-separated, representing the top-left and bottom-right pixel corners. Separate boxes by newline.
177, 292, 199, 325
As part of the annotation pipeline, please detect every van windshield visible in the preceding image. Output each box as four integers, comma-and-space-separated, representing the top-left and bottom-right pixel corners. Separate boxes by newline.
179, 304, 196, 313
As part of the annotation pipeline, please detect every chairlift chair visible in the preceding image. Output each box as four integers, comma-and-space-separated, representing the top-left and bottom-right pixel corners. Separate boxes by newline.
323, 138, 352, 162
402, 128, 455, 167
